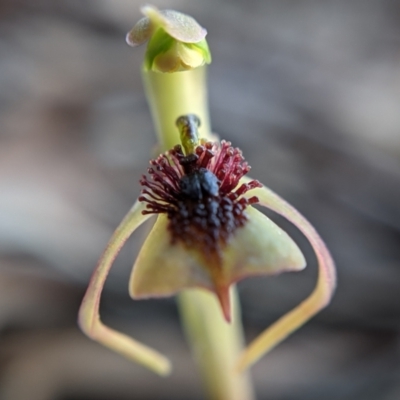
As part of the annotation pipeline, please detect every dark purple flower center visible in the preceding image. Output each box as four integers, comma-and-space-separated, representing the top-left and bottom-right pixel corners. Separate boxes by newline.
139, 140, 261, 257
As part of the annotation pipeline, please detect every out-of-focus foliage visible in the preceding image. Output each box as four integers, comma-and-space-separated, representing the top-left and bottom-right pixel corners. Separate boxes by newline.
1, 1, 400, 399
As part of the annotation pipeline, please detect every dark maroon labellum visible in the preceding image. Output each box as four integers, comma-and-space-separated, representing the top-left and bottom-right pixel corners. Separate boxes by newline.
139, 140, 262, 258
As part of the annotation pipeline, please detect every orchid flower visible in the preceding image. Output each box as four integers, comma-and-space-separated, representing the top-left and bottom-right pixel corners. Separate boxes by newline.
78, 6, 336, 400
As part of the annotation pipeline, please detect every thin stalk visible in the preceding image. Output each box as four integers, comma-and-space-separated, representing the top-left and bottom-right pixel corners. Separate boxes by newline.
179, 289, 254, 400
142, 66, 255, 400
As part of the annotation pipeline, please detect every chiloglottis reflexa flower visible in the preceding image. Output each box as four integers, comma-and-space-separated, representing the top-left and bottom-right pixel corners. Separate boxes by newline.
132, 115, 305, 322
78, 115, 336, 376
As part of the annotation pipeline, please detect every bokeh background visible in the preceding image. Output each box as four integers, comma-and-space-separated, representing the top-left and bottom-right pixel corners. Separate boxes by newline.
1, 0, 400, 399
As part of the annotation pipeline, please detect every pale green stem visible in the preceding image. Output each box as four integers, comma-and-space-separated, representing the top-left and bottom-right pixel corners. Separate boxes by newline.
179, 289, 254, 400
142, 67, 212, 150
142, 67, 255, 400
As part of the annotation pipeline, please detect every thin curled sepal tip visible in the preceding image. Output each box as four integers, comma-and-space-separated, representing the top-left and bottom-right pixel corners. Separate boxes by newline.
234, 183, 336, 372
78, 201, 172, 376
126, 5, 211, 72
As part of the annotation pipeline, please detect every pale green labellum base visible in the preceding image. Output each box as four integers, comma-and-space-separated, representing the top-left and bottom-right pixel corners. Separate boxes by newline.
129, 206, 306, 305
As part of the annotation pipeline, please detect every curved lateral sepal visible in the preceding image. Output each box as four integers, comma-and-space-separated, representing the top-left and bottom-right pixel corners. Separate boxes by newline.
236, 184, 336, 372
78, 200, 171, 376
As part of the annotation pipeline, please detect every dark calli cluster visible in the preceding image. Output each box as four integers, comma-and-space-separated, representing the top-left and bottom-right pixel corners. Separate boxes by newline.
139, 138, 262, 258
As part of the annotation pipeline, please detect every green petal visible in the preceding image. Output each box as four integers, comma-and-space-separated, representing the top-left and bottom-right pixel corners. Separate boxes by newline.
223, 206, 306, 283
144, 28, 175, 71
189, 39, 212, 64
129, 206, 305, 300
129, 214, 213, 299
144, 29, 210, 72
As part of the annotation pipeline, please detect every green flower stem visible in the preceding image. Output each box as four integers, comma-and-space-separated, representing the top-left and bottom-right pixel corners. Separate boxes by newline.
142, 66, 255, 400
179, 289, 255, 400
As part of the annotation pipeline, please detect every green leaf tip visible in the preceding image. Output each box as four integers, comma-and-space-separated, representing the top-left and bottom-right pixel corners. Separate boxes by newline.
126, 5, 211, 72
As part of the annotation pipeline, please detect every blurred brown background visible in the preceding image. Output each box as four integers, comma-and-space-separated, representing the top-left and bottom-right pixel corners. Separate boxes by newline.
1, 0, 400, 399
